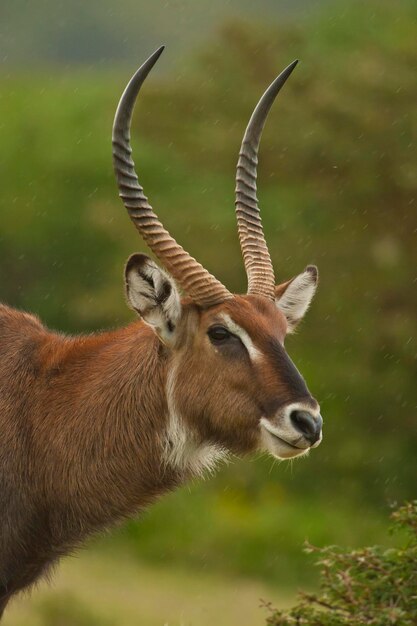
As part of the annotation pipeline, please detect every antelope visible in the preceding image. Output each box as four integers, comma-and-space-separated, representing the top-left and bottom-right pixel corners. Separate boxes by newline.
0, 46, 323, 617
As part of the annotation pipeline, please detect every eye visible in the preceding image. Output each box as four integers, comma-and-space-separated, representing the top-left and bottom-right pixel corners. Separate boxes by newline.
207, 325, 232, 344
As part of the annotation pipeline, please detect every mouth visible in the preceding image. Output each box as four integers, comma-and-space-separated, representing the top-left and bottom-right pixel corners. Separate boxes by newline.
260, 421, 310, 460
265, 429, 299, 449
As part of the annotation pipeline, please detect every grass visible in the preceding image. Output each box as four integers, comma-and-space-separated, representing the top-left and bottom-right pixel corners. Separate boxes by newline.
5, 548, 295, 626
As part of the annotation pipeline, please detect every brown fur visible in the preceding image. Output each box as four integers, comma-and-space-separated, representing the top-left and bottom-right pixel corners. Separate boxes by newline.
172, 296, 315, 455
0, 304, 179, 614
0, 291, 317, 616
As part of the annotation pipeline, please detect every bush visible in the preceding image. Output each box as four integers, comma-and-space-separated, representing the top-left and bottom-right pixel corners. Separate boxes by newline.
264, 502, 417, 625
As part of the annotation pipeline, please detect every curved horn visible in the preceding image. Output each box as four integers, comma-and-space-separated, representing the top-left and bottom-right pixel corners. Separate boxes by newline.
235, 60, 298, 300
112, 47, 232, 308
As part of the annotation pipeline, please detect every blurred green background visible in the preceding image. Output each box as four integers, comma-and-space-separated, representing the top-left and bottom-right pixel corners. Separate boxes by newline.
1, 1, 416, 624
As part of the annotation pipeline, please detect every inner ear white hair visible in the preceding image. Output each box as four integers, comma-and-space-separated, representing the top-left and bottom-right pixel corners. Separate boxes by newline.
125, 253, 182, 346
275, 265, 318, 333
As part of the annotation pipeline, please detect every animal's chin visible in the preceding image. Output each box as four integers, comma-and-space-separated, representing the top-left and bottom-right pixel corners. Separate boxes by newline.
260, 424, 309, 460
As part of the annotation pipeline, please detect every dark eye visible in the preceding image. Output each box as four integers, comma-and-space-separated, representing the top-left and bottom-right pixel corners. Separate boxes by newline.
207, 325, 232, 344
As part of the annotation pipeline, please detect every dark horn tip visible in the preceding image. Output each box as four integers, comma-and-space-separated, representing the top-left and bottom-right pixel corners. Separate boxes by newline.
112, 45, 166, 134
136, 45, 166, 73
282, 59, 299, 77
145, 45, 165, 66
264, 58, 299, 99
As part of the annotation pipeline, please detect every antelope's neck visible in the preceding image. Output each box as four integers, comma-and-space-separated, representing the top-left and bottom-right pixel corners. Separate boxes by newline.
33, 321, 182, 533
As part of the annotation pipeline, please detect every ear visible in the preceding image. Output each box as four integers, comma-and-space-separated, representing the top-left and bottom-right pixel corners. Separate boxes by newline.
125, 253, 182, 346
275, 265, 318, 333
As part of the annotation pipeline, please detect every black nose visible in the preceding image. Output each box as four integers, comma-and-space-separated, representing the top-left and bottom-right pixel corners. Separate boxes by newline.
290, 410, 322, 444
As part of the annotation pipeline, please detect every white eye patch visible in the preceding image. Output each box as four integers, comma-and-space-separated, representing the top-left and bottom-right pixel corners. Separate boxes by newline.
218, 314, 260, 361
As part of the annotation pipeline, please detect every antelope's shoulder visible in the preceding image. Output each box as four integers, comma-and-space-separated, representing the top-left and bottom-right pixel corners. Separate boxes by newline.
0, 303, 44, 333
0, 304, 49, 371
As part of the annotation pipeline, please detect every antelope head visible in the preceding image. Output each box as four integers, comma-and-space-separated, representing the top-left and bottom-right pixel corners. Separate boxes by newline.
113, 47, 322, 468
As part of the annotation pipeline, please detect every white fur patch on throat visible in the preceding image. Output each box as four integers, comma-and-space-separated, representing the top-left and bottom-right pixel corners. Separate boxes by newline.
164, 364, 228, 476
219, 314, 260, 361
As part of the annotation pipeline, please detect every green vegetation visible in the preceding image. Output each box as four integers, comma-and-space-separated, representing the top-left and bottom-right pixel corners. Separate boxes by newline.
264, 501, 417, 625
0, 0, 415, 605
36, 593, 114, 626
7, 552, 290, 626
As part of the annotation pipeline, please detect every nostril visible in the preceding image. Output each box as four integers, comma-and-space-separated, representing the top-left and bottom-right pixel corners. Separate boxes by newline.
290, 410, 322, 444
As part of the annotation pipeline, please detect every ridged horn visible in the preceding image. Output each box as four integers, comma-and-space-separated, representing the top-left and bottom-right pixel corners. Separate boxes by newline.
235, 60, 298, 300
112, 47, 232, 308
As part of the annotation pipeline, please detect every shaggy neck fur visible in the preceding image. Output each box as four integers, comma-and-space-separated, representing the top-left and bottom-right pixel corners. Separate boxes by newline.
0, 306, 220, 608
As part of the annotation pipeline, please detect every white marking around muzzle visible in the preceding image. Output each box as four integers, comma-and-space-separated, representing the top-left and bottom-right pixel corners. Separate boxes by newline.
261, 401, 322, 447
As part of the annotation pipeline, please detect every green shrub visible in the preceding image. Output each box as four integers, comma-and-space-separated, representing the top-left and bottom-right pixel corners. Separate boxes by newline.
264, 502, 417, 625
